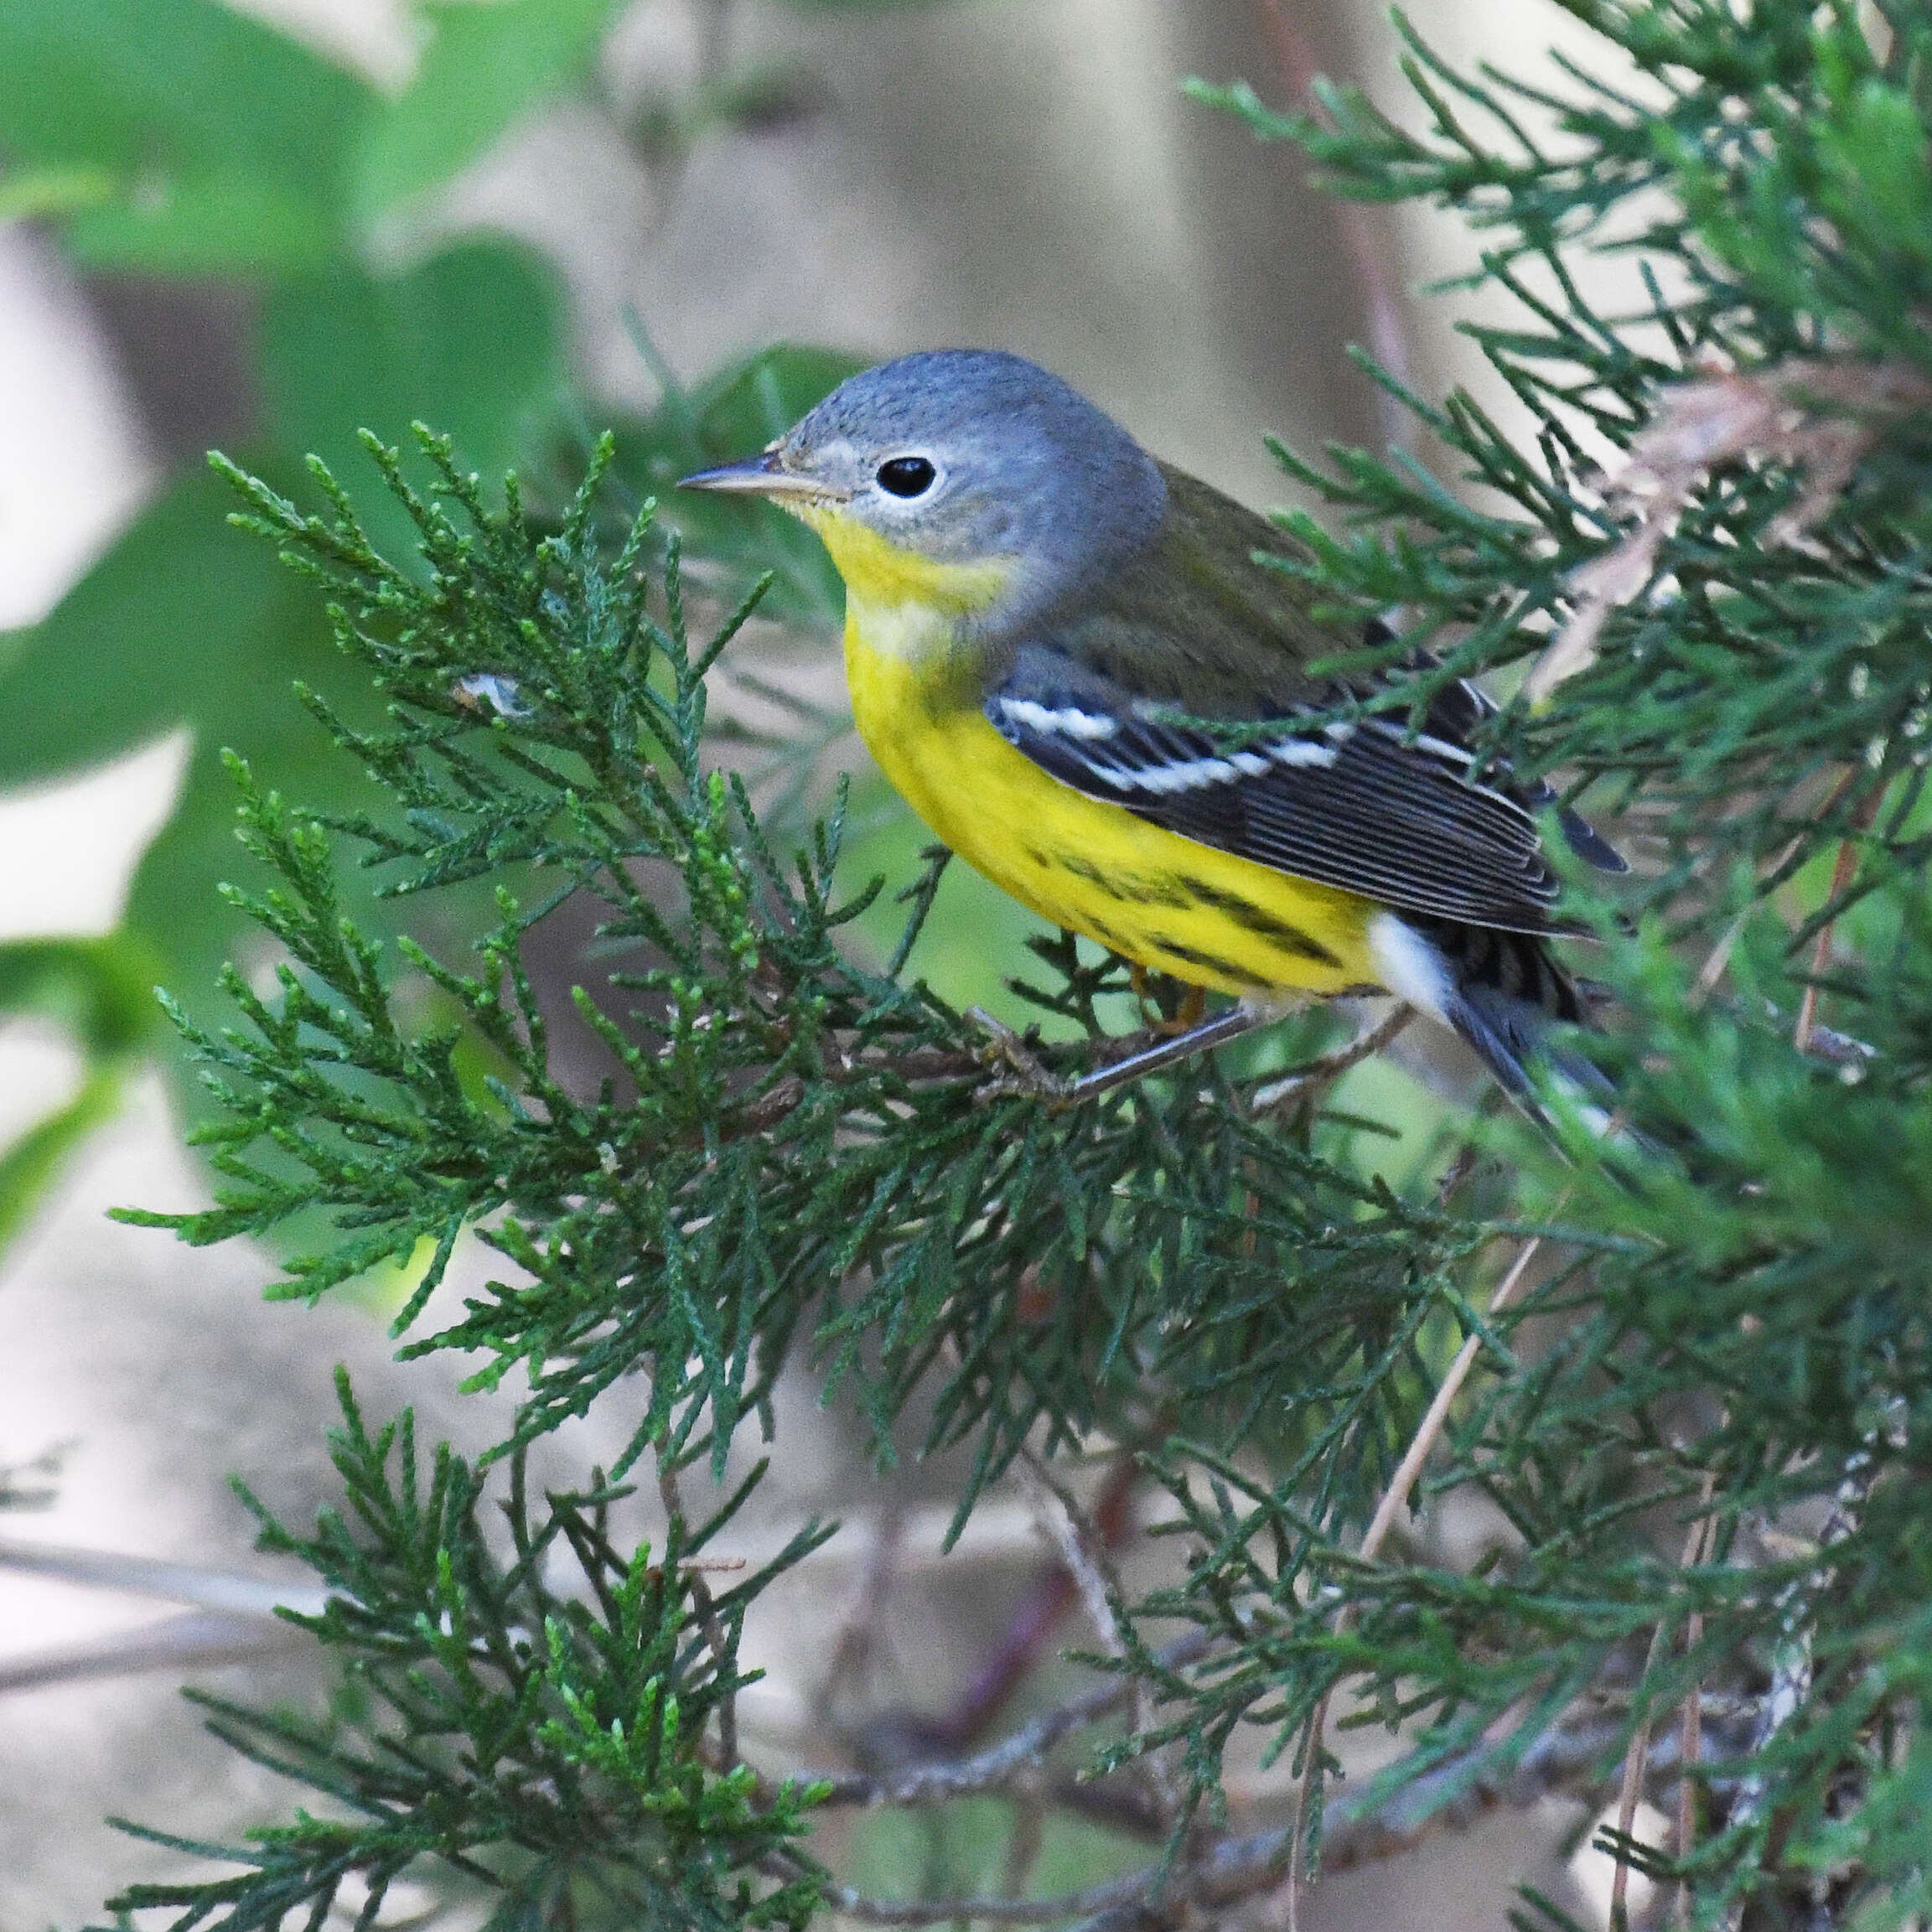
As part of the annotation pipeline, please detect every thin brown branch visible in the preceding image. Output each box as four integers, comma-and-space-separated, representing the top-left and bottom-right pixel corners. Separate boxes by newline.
1609, 1627, 1673, 1927
1361, 1231, 1546, 1565
1792, 785, 1882, 1054
1610, 1482, 1717, 1925
660, 1463, 740, 1767
1287, 1226, 1548, 1926
1255, 0, 1417, 452
806, 1636, 1210, 1810
1622, 1470, 1720, 1929
1250, 1002, 1413, 1116
811, 1693, 1758, 1932
1676, 1516, 1716, 1929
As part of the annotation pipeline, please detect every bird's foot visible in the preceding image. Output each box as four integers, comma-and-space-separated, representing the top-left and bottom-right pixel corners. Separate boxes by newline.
1162, 983, 1207, 1036
1129, 967, 1207, 1038
968, 1007, 1071, 1106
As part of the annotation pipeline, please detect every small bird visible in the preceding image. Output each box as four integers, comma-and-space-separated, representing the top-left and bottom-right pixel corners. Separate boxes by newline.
682, 350, 1623, 1107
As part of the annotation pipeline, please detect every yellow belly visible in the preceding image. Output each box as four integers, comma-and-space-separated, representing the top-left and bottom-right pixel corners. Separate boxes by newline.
844, 616, 1379, 999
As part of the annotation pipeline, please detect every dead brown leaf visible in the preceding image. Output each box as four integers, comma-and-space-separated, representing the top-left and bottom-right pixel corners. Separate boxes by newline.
1525, 357, 1932, 704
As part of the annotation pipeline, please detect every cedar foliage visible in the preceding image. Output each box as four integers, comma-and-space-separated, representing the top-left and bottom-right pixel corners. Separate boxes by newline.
104, 3, 1932, 1925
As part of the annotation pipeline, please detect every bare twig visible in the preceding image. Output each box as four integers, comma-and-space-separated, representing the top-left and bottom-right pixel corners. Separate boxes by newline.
1001, 1790, 1048, 1900
1676, 1563, 1710, 1928
1733, 1443, 1881, 1833
954, 1453, 1138, 1755
1793, 786, 1882, 1055
815, 1503, 907, 1729
0, 1608, 311, 1695
1609, 1491, 1714, 1928
1315, 1691, 1753, 1879
804, 1687, 1761, 1931
1286, 1227, 1548, 1927
0, 1537, 329, 1696
1013, 1448, 1131, 1665
805, 1633, 1211, 1809
1360, 1231, 1546, 1567
1717, 1410, 1898, 1930
811, 1825, 1295, 1928
660, 1463, 741, 1767
0, 1536, 329, 1617
815, 1869, 1157, 1927
1693, 769, 1862, 1004
1011, 1449, 1184, 1825
1250, 1002, 1413, 1115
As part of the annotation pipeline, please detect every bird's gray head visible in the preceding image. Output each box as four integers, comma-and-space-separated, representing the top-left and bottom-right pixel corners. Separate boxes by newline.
681, 350, 1168, 621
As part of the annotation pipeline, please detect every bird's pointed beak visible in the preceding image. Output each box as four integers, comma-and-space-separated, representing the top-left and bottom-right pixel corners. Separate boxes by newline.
678, 448, 852, 503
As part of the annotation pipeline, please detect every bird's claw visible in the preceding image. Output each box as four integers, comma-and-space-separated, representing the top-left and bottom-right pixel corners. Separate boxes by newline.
1129, 965, 1206, 1037
967, 1007, 1071, 1106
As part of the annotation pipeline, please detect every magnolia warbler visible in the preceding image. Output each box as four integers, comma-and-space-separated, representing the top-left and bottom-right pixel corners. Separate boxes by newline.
682, 350, 1622, 1106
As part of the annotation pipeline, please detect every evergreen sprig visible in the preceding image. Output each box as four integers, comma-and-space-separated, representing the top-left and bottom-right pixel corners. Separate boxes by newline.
101, 3, 1932, 1925
109, 1371, 830, 1929
112, 428, 1478, 1508
1197, 0, 1932, 931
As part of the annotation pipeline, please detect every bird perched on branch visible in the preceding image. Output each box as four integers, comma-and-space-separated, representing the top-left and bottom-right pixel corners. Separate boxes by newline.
683, 349, 1622, 1108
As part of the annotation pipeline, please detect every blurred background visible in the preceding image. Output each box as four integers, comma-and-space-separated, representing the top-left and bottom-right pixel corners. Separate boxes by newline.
0, 1, 1646, 1922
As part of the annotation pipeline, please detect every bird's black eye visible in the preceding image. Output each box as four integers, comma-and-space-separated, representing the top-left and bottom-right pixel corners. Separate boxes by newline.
876, 455, 938, 499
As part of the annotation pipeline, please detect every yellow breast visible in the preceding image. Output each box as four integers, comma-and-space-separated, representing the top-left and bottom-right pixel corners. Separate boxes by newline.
842, 604, 1379, 1000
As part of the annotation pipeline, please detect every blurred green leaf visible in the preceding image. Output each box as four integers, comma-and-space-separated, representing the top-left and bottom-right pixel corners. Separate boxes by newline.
0, 1068, 125, 1255
356, 0, 628, 216
0, 237, 569, 1092
262, 238, 567, 552
0, 163, 120, 223
691, 343, 867, 453
0, 472, 308, 786
0, 933, 165, 1254
0, 935, 163, 1060
0, 0, 373, 272
0, 468, 384, 1063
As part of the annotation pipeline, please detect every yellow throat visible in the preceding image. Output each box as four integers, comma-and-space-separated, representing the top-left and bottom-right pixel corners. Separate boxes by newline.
802, 505, 1379, 1003
795, 502, 1012, 620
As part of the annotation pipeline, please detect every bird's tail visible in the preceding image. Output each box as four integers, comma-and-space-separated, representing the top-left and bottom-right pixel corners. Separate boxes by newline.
1368, 912, 1610, 1126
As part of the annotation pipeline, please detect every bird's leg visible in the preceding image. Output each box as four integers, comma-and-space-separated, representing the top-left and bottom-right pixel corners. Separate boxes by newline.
1129, 966, 1208, 1038
1062, 1002, 1272, 1102
972, 1002, 1278, 1107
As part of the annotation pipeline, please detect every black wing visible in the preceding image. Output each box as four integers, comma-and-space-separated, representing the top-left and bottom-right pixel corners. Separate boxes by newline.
986, 643, 1622, 935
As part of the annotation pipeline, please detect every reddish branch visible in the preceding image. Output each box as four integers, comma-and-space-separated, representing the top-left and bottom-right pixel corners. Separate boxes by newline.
1255, 0, 1417, 453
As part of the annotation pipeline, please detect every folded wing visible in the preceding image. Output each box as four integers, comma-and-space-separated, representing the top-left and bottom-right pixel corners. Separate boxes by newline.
987, 642, 1620, 935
